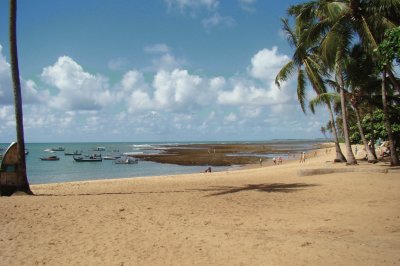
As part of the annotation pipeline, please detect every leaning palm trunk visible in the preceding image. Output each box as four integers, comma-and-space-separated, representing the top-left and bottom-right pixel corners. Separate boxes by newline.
337, 65, 357, 164
352, 105, 377, 163
368, 105, 378, 159
381, 70, 399, 166
9, 0, 32, 194
326, 102, 346, 162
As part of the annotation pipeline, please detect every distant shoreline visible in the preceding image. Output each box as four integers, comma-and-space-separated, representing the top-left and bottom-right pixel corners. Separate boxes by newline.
130, 141, 330, 166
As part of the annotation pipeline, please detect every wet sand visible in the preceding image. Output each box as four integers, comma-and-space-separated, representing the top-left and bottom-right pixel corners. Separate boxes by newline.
1, 145, 399, 265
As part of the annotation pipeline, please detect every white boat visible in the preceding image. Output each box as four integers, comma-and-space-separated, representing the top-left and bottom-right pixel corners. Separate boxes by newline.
114, 157, 138, 164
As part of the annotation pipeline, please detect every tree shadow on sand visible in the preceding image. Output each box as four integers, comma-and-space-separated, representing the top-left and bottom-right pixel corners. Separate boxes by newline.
33, 183, 318, 197
192, 183, 319, 197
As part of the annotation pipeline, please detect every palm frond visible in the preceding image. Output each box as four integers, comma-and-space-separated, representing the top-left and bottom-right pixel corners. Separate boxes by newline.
309, 92, 340, 114
280, 17, 298, 47
275, 61, 295, 88
297, 68, 307, 113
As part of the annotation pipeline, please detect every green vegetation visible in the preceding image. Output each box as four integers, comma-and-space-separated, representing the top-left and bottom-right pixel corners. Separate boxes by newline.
277, 0, 400, 166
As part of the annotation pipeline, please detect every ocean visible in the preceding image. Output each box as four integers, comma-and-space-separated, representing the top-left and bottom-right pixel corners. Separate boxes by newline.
0, 140, 323, 184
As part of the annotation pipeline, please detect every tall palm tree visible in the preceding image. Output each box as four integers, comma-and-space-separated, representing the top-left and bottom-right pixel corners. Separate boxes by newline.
275, 17, 347, 162
290, 0, 400, 164
9, 0, 32, 194
381, 70, 400, 165
345, 44, 379, 162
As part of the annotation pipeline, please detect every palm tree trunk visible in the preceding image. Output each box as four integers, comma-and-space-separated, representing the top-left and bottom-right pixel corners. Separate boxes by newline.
337, 65, 357, 164
382, 70, 400, 166
326, 102, 346, 162
352, 105, 377, 162
9, 0, 32, 194
368, 105, 378, 159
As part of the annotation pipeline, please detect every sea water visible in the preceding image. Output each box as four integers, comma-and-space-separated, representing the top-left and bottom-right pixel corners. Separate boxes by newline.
0, 140, 322, 184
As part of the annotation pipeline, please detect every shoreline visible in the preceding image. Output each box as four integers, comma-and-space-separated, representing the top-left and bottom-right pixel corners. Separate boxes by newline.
28, 142, 331, 187
2, 144, 399, 265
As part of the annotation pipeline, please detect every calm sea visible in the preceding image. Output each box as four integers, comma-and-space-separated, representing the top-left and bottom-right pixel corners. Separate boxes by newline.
0, 140, 323, 184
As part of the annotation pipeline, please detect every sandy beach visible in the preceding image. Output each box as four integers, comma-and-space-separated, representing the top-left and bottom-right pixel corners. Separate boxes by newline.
1, 145, 400, 266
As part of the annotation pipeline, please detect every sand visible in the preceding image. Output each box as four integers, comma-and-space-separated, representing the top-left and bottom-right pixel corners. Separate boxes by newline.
1, 146, 400, 265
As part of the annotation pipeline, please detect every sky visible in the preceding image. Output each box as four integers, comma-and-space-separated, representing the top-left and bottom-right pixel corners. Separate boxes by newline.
0, 0, 329, 143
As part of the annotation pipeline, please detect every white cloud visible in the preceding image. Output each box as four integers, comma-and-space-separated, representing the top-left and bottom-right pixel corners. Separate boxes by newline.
107, 57, 128, 71
238, 0, 256, 12
248, 46, 290, 82
217, 78, 291, 107
0, 45, 44, 105
224, 112, 237, 123
41, 56, 115, 111
165, 0, 219, 12
202, 13, 235, 29
144, 44, 170, 54
0, 42, 325, 142
165, 0, 235, 30
151, 53, 185, 71
153, 69, 204, 110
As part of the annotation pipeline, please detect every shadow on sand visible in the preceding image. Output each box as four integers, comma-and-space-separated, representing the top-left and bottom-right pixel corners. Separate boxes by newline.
194, 183, 319, 197
33, 183, 318, 197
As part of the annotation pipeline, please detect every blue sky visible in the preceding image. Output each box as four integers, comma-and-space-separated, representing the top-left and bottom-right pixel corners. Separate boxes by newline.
0, 0, 328, 142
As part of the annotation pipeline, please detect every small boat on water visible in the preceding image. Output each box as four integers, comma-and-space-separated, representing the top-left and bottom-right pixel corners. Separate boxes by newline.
73, 155, 102, 162
114, 157, 138, 164
94, 147, 106, 151
51, 147, 65, 152
40, 155, 60, 161
103, 156, 121, 161
64, 150, 82, 156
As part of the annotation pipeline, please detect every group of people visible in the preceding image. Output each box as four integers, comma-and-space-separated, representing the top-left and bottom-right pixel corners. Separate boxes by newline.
272, 156, 283, 165
299, 152, 306, 163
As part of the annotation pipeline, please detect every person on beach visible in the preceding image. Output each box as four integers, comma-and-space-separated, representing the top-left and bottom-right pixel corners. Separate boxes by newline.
272, 157, 276, 165
259, 158, 263, 166
205, 167, 212, 173
278, 156, 283, 164
299, 152, 306, 163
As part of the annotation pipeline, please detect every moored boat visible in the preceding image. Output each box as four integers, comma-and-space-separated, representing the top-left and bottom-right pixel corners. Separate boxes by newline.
73, 155, 102, 162
114, 157, 138, 164
51, 147, 65, 152
64, 150, 82, 156
40, 155, 60, 161
103, 154, 122, 160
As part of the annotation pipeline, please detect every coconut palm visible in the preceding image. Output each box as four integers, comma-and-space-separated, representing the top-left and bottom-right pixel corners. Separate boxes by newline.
289, 0, 400, 164
275, 17, 347, 162
344, 44, 380, 162
8, 0, 32, 194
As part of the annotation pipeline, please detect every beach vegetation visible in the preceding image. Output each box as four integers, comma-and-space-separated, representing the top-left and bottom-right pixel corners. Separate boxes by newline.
281, 0, 400, 165
275, 17, 347, 162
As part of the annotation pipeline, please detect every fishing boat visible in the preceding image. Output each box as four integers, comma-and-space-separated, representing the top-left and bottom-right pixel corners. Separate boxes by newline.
73, 155, 102, 162
51, 147, 65, 152
103, 154, 122, 160
40, 155, 60, 161
114, 157, 138, 164
64, 150, 82, 156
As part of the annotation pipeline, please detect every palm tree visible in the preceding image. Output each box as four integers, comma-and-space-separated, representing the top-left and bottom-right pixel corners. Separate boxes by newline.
381, 70, 400, 165
345, 44, 379, 162
8, 0, 32, 194
290, 0, 400, 164
275, 17, 347, 162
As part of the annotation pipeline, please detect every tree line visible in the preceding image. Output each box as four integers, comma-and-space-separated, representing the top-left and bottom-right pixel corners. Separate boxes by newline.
275, 0, 400, 166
